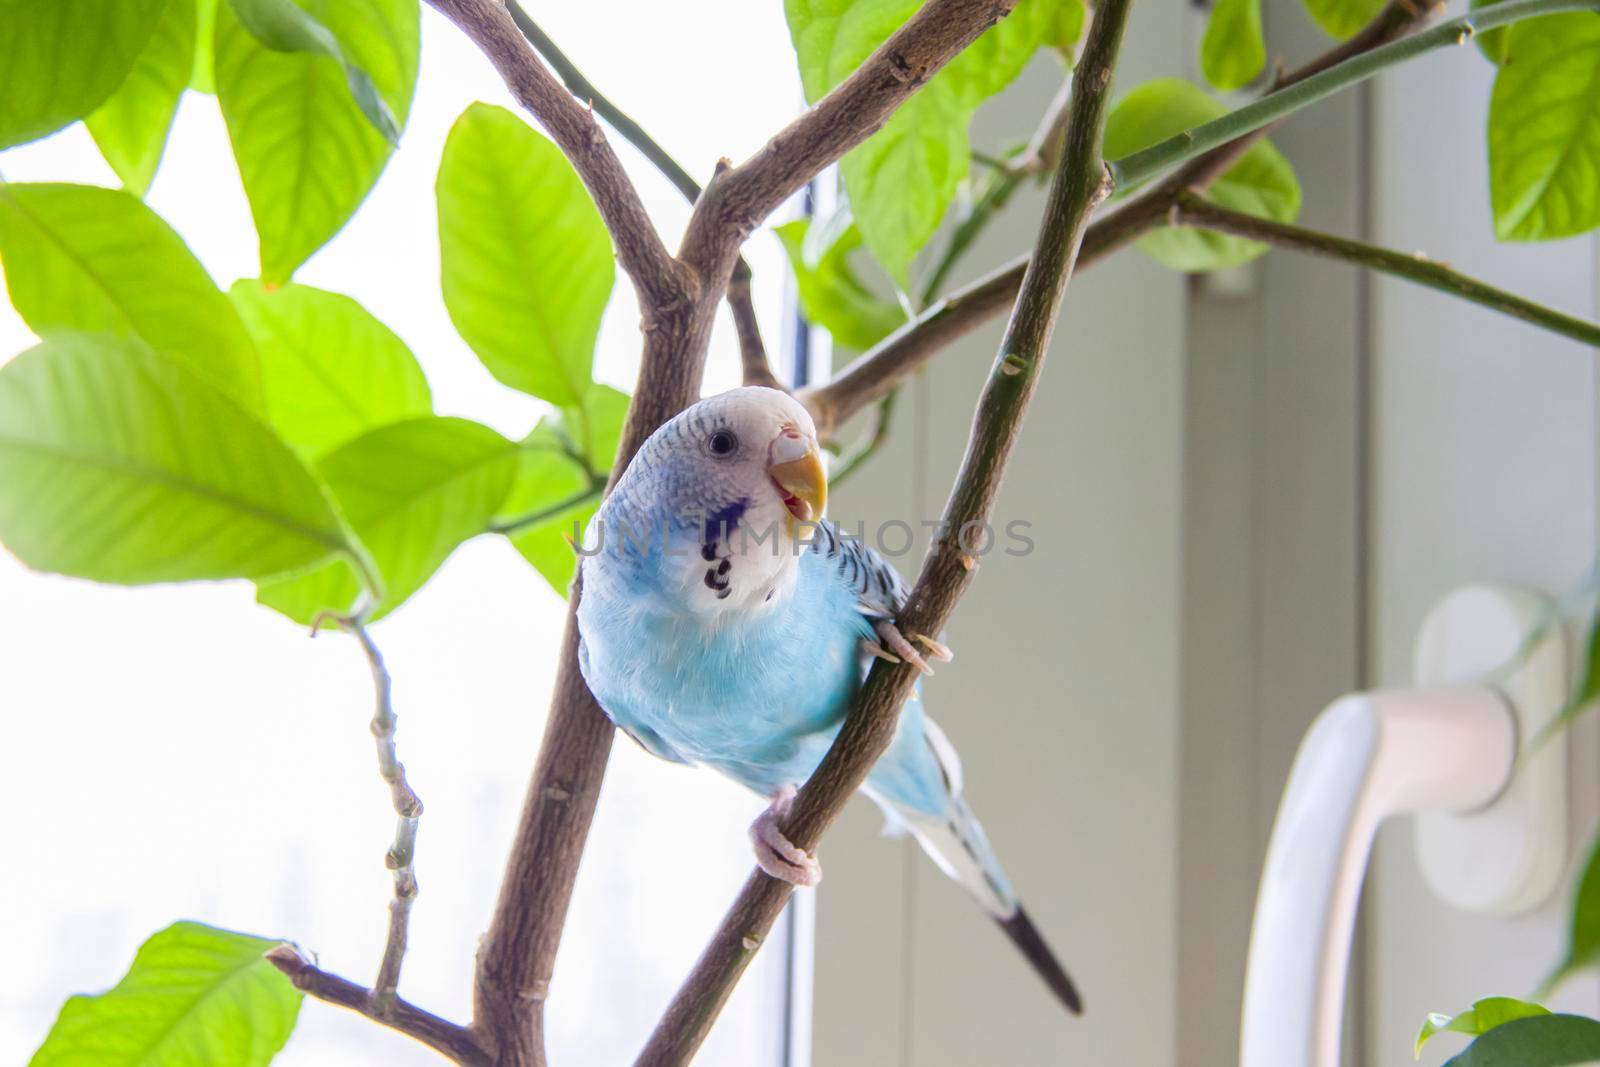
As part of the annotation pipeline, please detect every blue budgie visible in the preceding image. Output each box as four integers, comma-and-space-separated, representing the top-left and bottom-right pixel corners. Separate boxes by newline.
575, 386, 1081, 1013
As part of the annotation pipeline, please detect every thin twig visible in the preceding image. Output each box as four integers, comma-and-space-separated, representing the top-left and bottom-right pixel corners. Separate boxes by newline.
636, 0, 1134, 1060
266, 945, 487, 1066
1173, 193, 1600, 348
503, 2, 778, 387
424, 0, 687, 310
800, 0, 1442, 432
312, 616, 423, 1011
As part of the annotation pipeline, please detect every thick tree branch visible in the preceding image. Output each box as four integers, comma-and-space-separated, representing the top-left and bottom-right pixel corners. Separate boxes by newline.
424, 0, 687, 310
502, 2, 778, 387
683, 0, 1022, 265
266, 945, 487, 1066
800, 0, 1440, 433
635, 2, 1134, 1062
1174, 194, 1600, 348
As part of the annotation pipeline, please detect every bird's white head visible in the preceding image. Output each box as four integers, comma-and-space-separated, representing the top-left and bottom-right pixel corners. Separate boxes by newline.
596, 386, 826, 614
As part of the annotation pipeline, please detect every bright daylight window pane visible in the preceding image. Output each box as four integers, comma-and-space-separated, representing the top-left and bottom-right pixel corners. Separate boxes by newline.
0, 5, 803, 1064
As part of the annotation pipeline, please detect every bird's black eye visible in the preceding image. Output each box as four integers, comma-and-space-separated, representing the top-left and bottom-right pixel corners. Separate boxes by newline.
707, 429, 738, 457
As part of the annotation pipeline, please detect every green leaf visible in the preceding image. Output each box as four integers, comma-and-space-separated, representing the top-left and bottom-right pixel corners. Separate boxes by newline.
214, 0, 418, 282
28, 921, 301, 1067
437, 103, 615, 407
1299, 0, 1386, 39
0, 0, 167, 149
228, 280, 431, 459
0, 334, 348, 585
1418, 998, 1551, 1057
86, 0, 197, 197
786, 0, 1063, 285
1201, 0, 1267, 91
1488, 15, 1600, 242
776, 212, 906, 351
257, 416, 518, 623
193, 0, 220, 90
0, 182, 263, 412
226, 0, 400, 143
1046, 0, 1086, 57
1547, 832, 1600, 989
1103, 78, 1302, 272
1442, 1015, 1600, 1066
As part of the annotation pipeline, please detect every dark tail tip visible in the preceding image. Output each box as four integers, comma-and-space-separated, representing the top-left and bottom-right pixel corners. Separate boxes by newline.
995, 906, 1083, 1015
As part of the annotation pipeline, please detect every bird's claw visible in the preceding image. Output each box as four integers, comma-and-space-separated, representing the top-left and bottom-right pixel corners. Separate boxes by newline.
861, 639, 900, 665
912, 632, 953, 662
749, 785, 822, 887
875, 619, 935, 676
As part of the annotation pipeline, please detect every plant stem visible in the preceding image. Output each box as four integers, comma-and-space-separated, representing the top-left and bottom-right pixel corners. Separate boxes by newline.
488, 483, 604, 536
1173, 194, 1600, 349
1107, 0, 1600, 191
830, 388, 899, 488
635, 0, 1133, 1061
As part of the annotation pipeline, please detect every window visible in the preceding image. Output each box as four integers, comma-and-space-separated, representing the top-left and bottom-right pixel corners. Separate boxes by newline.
0, 5, 806, 1063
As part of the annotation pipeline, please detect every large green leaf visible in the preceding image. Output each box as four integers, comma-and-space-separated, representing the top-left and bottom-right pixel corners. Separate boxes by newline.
0, 182, 263, 412
29, 921, 301, 1067
1201, 0, 1266, 91
0, 0, 167, 149
0, 334, 349, 585
86, 0, 198, 197
1299, 0, 1385, 39
1488, 15, 1600, 242
1418, 998, 1551, 1057
1103, 78, 1302, 272
776, 212, 906, 351
228, 280, 431, 459
226, 0, 400, 143
1442, 1015, 1600, 1066
257, 416, 518, 623
786, 0, 1062, 286
214, 0, 418, 282
437, 103, 615, 407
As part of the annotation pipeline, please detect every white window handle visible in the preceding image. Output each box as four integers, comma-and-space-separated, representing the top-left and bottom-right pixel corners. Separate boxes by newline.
1239, 586, 1568, 1067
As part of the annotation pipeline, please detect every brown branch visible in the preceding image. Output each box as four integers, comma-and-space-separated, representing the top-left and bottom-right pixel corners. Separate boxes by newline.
267, 945, 487, 1066
502, 3, 778, 388
729, 258, 781, 389
424, 0, 688, 310
634, 1, 1134, 1062
800, 0, 1440, 433
684, 0, 1022, 262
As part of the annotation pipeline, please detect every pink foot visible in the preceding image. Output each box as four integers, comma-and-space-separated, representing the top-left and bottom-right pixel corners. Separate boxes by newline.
749, 785, 822, 887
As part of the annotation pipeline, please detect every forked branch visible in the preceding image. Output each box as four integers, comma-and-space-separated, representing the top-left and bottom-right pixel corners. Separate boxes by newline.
800, 0, 1441, 433
635, 0, 1135, 1061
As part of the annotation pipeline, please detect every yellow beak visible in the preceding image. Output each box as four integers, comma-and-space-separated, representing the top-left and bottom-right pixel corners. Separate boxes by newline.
769, 443, 827, 532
